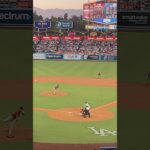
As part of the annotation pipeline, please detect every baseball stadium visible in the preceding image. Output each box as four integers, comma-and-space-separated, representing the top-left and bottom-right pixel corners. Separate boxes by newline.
33, 60, 117, 149
0, 0, 150, 150
33, 0, 117, 150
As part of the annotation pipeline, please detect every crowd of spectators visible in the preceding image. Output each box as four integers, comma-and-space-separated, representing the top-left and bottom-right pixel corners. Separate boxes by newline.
33, 37, 117, 55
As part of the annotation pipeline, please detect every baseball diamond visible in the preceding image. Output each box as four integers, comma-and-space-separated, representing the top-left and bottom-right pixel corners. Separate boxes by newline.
33, 60, 117, 147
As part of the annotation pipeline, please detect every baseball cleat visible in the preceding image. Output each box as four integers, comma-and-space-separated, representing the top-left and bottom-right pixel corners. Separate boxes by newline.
7, 135, 15, 138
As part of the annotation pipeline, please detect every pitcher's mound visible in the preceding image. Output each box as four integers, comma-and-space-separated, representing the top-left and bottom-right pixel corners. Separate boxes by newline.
41, 91, 68, 97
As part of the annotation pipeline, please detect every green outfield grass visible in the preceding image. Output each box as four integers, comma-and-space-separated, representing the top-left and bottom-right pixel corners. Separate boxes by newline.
34, 82, 116, 109
33, 60, 117, 79
33, 110, 117, 144
33, 60, 117, 144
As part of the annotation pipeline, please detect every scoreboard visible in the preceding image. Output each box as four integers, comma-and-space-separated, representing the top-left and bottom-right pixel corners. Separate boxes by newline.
93, 3, 105, 18
105, 3, 117, 18
83, 1, 117, 30
83, 1, 117, 19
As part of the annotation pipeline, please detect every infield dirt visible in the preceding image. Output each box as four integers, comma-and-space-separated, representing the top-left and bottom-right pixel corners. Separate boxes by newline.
34, 76, 116, 122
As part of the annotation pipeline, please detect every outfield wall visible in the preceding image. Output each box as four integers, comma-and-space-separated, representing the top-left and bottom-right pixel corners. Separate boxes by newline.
33, 53, 117, 61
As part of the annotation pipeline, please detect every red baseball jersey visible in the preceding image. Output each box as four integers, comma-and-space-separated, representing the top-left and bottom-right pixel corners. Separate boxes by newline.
12, 110, 22, 119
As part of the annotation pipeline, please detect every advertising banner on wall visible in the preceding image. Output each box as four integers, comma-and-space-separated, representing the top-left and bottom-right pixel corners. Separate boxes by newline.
84, 55, 99, 60
33, 36, 117, 41
56, 20, 73, 29
85, 36, 117, 41
33, 53, 46, 59
34, 21, 51, 29
100, 147, 117, 150
64, 54, 83, 60
99, 55, 117, 61
85, 24, 117, 30
0, 9, 32, 27
46, 54, 63, 60
62, 36, 82, 40
92, 18, 117, 24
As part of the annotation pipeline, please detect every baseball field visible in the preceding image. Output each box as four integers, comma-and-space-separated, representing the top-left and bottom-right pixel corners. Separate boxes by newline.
33, 60, 117, 148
